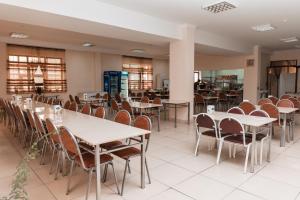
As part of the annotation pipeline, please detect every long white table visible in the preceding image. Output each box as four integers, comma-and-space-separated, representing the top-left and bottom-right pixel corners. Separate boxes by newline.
255, 105, 298, 147
162, 100, 190, 128
19, 101, 150, 200
193, 111, 277, 173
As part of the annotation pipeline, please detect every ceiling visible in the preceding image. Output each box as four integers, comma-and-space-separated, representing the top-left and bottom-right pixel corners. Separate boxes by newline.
97, 0, 300, 50
0, 20, 170, 59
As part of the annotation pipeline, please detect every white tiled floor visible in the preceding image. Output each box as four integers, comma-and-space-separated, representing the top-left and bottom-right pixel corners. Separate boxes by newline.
1, 117, 300, 200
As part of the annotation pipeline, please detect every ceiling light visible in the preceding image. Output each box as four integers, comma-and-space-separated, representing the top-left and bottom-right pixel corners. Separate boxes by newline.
82, 42, 94, 47
131, 49, 145, 53
251, 24, 275, 32
203, 1, 237, 14
10, 32, 29, 39
280, 37, 299, 43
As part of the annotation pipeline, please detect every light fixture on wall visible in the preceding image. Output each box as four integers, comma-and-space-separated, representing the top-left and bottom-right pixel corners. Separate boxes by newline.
10, 32, 29, 39
280, 37, 299, 43
82, 42, 95, 47
252, 24, 275, 32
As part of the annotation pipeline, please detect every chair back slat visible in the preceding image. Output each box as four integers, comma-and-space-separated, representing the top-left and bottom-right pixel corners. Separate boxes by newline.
239, 101, 255, 115
258, 98, 273, 106
276, 99, 294, 108
114, 110, 131, 125
261, 103, 279, 120
81, 104, 91, 115
94, 107, 105, 119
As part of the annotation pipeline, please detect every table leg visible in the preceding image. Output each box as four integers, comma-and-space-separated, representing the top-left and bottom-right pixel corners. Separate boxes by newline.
158, 108, 160, 132
188, 102, 190, 124
141, 135, 145, 188
280, 114, 286, 147
250, 127, 256, 173
267, 123, 272, 162
95, 145, 101, 200
174, 104, 177, 128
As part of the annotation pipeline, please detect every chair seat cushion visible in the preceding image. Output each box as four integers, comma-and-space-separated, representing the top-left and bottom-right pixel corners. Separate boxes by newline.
202, 130, 216, 137
112, 146, 141, 160
100, 140, 123, 150
75, 152, 113, 168
224, 135, 252, 145
245, 133, 267, 141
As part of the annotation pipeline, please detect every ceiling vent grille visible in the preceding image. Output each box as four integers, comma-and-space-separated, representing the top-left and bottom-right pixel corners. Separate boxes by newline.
203, 1, 236, 13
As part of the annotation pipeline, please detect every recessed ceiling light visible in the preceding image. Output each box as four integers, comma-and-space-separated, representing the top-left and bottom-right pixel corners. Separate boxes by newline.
131, 49, 145, 53
252, 24, 275, 32
10, 32, 29, 39
82, 42, 94, 47
280, 37, 299, 43
203, 1, 237, 14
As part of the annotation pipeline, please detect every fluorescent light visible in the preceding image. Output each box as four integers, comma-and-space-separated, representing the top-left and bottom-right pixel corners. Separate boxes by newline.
10, 32, 29, 39
203, 1, 237, 13
131, 49, 145, 53
82, 42, 94, 47
280, 37, 299, 43
252, 24, 275, 32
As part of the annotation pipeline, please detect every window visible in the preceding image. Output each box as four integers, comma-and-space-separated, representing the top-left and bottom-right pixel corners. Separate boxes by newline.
122, 56, 153, 90
194, 71, 202, 82
7, 45, 67, 94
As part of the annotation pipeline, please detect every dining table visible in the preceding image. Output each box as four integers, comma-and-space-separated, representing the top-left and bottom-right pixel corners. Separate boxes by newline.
17, 101, 150, 200
193, 111, 277, 173
162, 100, 190, 128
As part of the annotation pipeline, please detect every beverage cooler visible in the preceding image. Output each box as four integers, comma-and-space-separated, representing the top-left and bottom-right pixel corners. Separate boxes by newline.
103, 71, 128, 98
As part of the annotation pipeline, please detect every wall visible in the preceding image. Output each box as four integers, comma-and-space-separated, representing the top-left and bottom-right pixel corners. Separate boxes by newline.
153, 59, 169, 88
0, 42, 7, 98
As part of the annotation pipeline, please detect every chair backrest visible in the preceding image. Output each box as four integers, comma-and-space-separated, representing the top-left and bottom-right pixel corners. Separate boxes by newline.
94, 107, 105, 119
43, 97, 48, 104
69, 94, 74, 102
239, 101, 255, 115
81, 104, 91, 115
68, 102, 78, 112
114, 110, 131, 125
37, 96, 44, 102
47, 98, 53, 105
141, 96, 149, 103
249, 109, 270, 118
34, 95, 39, 101
59, 127, 88, 169
111, 99, 119, 112
15, 106, 28, 129
194, 94, 204, 103
74, 96, 81, 105
219, 117, 245, 144
26, 109, 36, 130
268, 96, 279, 105
53, 99, 61, 106
95, 93, 101, 98
153, 97, 161, 104
196, 113, 217, 137
276, 99, 294, 108
257, 98, 273, 106
227, 107, 245, 115
33, 112, 47, 137
288, 97, 300, 109
121, 101, 133, 115
280, 94, 291, 100
103, 93, 109, 101
261, 103, 279, 120
45, 118, 60, 143
115, 93, 122, 103
64, 100, 71, 109
134, 115, 152, 144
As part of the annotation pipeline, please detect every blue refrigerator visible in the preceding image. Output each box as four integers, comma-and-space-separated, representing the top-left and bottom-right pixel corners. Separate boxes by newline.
104, 71, 128, 98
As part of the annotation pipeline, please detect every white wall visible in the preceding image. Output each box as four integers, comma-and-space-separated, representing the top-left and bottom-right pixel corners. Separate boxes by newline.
0, 42, 7, 98
153, 59, 169, 88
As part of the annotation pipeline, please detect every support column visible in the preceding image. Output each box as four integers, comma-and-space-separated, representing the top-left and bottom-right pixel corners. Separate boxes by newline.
244, 45, 261, 103
169, 24, 195, 120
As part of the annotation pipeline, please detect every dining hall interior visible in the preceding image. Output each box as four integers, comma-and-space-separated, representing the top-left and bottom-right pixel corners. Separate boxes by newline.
1, 0, 300, 200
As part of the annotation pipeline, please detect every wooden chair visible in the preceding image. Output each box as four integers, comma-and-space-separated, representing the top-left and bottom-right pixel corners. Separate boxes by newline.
217, 117, 251, 173
194, 93, 205, 113
64, 100, 71, 109
268, 96, 279, 105
258, 98, 272, 106
227, 107, 245, 115
111, 99, 120, 114
122, 100, 139, 120
69, 94, 75, 102
194, 113, 218, 156
280, 94, 291, 100
276, 99, 294, 108
111, 115, 152, 195
68, 102, 78, 112
239, 101, 255, 115
94, 107, 105, 119
59, 127, 120, 199
81, 104, 91, 115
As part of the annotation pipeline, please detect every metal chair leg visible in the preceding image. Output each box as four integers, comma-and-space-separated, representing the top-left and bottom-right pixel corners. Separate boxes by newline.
85, 169, 93, 200
194, 134, 201, 156
102, 164, 108, 182
49, 148, 56, 174
145, 158, 151, 184
66, 160, 74, 195
244, 144, 251, 173
121, 160, 129, 196
55, 151, 61, 180
111, 163, 120, 194
216, 139, 224, 164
